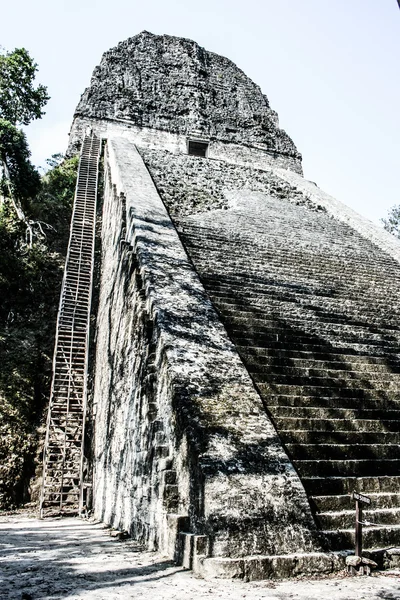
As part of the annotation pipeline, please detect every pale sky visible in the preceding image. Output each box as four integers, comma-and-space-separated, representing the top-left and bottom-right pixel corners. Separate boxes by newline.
1, 0, 399, 224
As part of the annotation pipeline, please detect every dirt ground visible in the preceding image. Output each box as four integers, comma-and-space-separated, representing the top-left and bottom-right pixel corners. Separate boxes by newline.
1, 513, 400, 600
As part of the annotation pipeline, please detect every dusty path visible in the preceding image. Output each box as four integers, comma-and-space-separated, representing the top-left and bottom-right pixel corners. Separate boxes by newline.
1, 514, 400, 600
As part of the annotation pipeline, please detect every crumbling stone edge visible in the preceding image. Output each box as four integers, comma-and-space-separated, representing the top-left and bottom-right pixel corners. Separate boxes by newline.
178, 532, 349, 580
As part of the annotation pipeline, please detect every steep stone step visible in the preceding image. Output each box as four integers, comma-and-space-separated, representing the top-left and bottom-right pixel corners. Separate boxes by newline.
280, 430, 400, 445
294, 459, 400, 477
218, 306, 400, 332
310, 493, 400, 512
242, 355, 400, 375
231, 330, 398, 350
211, 292, 400, 319
198, 258, 399, 281
195, 253, 398, 276
316, 508, 400, 530
237, 345, 400, 363
202, 279, 400, 305
200, 253, 399, 276
267, 395, 400, 410
255, 373, 400, 389
213, 297, 400, 322
258, 384, 400, 400
229, 324, 400, 345
183, 234, 399, 274
224, 314, 400, 337
323, 526, 400, 551
211, 279, 400, 303
269, 407, 400, 420
200, 239, 397, 261
250, 363, 400, 381
273, 417, 400, 432
303, 475, 400, 496
234, 339, 398, 357
285, 443, 400, 460
193, 252, 399, 278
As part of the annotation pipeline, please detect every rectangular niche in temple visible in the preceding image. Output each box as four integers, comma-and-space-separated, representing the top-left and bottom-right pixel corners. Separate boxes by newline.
188, 139, 209, 157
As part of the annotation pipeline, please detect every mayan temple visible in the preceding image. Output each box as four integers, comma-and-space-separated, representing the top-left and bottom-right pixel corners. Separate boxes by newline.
40, 31, 400, 579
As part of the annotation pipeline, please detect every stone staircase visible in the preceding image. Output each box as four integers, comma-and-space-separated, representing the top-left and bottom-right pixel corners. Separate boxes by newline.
174, 194, 400, 552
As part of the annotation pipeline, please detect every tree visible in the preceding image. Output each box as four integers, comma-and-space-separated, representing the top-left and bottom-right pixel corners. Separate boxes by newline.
0, 119, 40, 207
0, 46, 76, 507
0, 47, 49, 126
0, 154, 78, 507
381, 205, 400, 239
0, 47, 49, 243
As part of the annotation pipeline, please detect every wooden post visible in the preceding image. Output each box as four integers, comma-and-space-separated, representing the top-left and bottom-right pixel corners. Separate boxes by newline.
352, 491, 371, 562
355, 499, 362, 557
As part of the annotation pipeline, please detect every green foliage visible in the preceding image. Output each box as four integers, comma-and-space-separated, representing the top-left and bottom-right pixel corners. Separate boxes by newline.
0, 156, 78, 506
0, 119, 41, 207
32, 155, 78, 250
0, 202, 60, 504
0, 47, 47, 213
381, 205, 400, 239
0, 47, 49, 126
0, 44, 68, 506
39, 155, 78, 211
45, 153, 64, 169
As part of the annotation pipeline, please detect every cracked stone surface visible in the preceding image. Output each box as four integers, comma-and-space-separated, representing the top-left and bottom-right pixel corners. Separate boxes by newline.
73, 31, 301, 165
139, 148, 322, 218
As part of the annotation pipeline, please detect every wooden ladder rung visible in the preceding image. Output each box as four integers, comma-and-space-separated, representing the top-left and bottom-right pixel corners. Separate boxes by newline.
40, 134, 100, 516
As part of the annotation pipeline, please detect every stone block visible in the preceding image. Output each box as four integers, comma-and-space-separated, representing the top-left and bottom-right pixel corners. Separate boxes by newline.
165, 514, 190, 561
179, 533, 209, 570
196, 552, 347, 581
346, 555, 362, 567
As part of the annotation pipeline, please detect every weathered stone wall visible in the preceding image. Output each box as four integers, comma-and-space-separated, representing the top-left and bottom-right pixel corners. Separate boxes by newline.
68, 117, 302, 175
139, 148, 321, 217
92, 137, 322, 563
91, 157, 168, 545
73, 32, 300, 163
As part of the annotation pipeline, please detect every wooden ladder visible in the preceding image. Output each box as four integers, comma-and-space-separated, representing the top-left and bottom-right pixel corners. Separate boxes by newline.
40, 135, 101, 517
